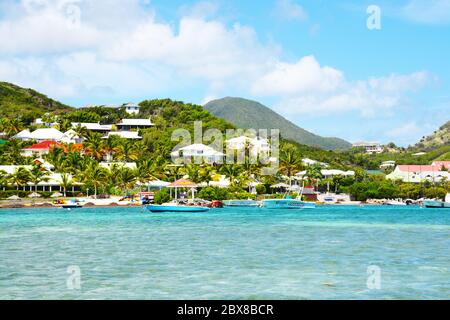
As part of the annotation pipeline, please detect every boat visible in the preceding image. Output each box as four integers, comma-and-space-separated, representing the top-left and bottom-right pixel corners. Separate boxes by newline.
146, 200, 210, 213
223, 200, 259, 207
383, 200, 407, 206
261, 198, 316, 209
423, 194, 450, 209
62, 203, 83, 209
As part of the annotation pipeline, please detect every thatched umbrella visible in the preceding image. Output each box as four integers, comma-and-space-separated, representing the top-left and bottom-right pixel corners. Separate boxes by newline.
28, 192, 41, 198
168, 179, 198, 200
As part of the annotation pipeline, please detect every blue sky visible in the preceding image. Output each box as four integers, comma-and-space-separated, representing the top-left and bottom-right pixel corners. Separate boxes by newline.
0, 0, 449, 146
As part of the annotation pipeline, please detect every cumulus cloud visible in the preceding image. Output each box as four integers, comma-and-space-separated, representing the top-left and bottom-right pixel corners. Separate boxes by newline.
0, 0, 435, 123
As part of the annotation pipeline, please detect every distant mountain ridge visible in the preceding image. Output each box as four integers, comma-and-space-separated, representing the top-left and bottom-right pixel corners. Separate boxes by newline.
0, 82, 73, 122
204, 97, 351, 150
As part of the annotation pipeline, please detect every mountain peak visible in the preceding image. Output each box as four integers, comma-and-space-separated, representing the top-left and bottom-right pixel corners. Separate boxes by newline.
204, 97, 351, 150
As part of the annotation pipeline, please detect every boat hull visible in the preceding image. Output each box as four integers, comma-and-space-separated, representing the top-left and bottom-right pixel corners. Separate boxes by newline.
146, 205, 210, 212
261, 199, 316, 209
423, 200, 450, 209
223, 200, 259, 207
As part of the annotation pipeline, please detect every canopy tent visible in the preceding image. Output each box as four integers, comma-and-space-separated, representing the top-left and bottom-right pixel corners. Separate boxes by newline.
51, 192, 64, 198
168, 179, 198, 200
28, 192, 41, 198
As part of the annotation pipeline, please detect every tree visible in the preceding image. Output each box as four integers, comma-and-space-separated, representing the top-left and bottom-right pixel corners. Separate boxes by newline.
83, 132, 105, 161
60, 173, 73, 197
10, 167, 31, 191
279, 144, 303, 182
81, 163, 107, 198
29, 164, 50, 192
0, 170, 9, 191
304, 165, 323, 188
117, 167, 137, 194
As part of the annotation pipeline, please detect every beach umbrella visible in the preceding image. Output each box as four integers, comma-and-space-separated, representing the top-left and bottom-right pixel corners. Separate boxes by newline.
28, 192, 41, 198
51, 192, 63, 198
270, 183, 290, 189
7, 195, 21, 200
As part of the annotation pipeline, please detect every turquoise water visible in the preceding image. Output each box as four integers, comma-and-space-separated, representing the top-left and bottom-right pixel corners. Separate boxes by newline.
0, 205, 449, 300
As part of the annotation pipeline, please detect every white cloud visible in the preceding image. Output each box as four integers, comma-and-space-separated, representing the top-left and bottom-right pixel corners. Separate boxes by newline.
252, 56, 344, 95
274, 0, 308, 22
0, 0, 435, 125
401, 0, 450, 25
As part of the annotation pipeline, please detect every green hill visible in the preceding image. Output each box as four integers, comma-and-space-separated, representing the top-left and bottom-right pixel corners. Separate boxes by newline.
413, 120, 450, 151
204, 97, 351, 150
0, 82, 73, 123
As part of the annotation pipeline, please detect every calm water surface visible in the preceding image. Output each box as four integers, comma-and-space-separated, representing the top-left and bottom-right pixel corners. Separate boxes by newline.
0, 205, 449, 299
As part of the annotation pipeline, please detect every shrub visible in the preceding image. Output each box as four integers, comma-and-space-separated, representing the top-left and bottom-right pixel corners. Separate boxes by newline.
154, 189, 171, 204
255, 184, 266, 195
198, 187, 229, 201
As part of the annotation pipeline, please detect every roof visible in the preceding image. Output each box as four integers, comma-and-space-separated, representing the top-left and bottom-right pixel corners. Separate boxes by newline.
13, 129, 31, 139
432, 161, 450, 169
105, 131, 142, 139
28, 128, 65, 141
352, 141, 381, 147
172, 144, 225, 156
0, 165, 33, 174
168, 179, 197, 188
23, 140, 61, 151
117, 119, 153, 126
397, 165, 439, 172
72, 122, 113, 131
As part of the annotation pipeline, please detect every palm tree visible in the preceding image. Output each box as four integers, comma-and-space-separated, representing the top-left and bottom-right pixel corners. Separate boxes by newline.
116, 140, 139, 162
29, 165, 50, 192
83, 132, 105, 161
10, 167, 31, 191
304, 165, 324, 189
73, 124, 89, 139
6, 119, 24, 136
83, 163, 107, 198
220, 164, 244, 187
0, 170, 9, 191
118, 167, 137, 194
59, 173, 73, 197
279, 144, 303, 181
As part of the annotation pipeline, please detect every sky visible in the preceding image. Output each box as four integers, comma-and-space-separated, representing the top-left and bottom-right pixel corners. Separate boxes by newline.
0, 0, 449, 146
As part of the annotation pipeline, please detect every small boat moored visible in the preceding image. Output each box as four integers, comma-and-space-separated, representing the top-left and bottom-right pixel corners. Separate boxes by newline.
223, 199, 259, 207
147, 200, 210, 213
423, 194, 450, 209
261, 198, 316, 209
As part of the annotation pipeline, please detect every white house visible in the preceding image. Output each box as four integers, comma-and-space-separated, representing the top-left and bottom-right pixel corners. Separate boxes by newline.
116, 118, 153, 131
34, 118, 58, 127
302, 158, 329, 167
62, 130, 85, 144
123, 103, 140, 115
380, 160, 396, 169
296, 169, 355, 179
21, 141, 61, 157
12, 129, 32, 140
24, 128, 67, 142
226, 136, 271, 158
171, 143, 224, 164
104, 131, 142, 139
72, 122, 112, 133
386, 164, 450, 183
352, 141, 384, 154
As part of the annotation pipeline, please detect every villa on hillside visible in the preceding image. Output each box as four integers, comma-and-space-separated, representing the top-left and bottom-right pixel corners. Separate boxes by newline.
123, 103, 140, 115
386, 163, 450, 183
104, 131, 142, 140
171, 143, 225, 164
352, 141, 384, 154
13, 128, 66, 142
226, 136, 271, 158
21, 141, 61, 157
116, 118, 153, 131
302, 158, 329, 167
296, 169, 355, 180
71, 122, 113, 133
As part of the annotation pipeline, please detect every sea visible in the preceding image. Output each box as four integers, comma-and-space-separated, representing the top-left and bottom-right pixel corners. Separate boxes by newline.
0, 205, 449, 299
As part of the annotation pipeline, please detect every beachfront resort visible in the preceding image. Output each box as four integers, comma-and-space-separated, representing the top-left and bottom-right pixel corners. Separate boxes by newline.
0, 102, 449, 209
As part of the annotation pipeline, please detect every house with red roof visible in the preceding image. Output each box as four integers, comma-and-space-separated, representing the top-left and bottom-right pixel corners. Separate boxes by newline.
21, 141, 62, 157
387, 162, 450, 183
